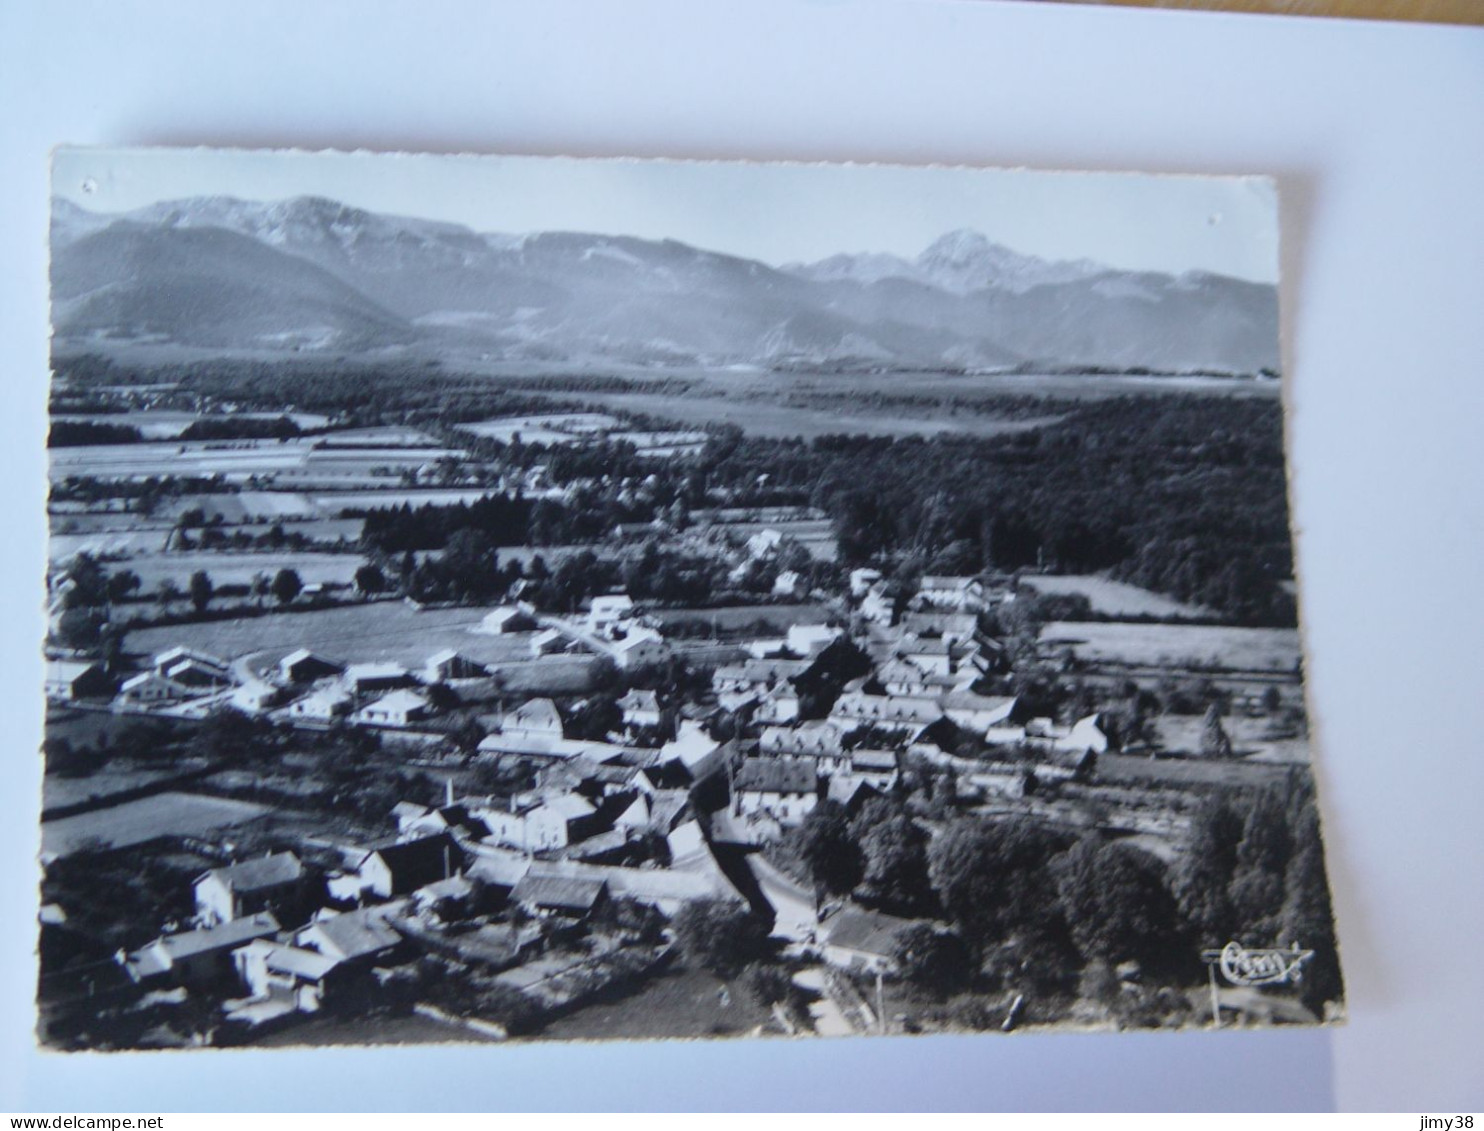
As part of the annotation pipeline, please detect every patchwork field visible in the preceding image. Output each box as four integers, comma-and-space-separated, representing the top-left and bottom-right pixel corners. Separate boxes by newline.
127, 601, 542, 671
1019, 574, 1213, 619
120, 550, 368, 591
40, 791, 272, 857
1039, 621, 1303, 674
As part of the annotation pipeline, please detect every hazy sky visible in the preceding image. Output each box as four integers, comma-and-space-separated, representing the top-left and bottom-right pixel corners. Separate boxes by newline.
53, 147, 1279, 283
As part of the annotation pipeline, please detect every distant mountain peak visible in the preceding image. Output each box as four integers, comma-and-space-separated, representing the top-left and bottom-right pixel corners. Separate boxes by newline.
919, 228, 997, 264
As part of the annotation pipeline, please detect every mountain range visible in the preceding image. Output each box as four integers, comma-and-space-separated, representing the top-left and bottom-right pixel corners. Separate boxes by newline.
49, 195, 1278, 373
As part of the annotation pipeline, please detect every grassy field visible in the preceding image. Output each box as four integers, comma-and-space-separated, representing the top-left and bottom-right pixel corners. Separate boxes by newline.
538, 962, 774, 1042
652, 604, 830, 633
249, 1010, 497, 1048
1019, 574, 1213, 619
121, 550, 369, 590
127, 601, 541, 670
40, 791, 271, 857
1040, 621, 1303, 674
1096, 751, 1303, 790
542, 389, 1065, 441
1151, 714, 1311, 764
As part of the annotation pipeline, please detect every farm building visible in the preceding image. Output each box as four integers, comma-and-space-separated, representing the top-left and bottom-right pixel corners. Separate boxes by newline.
153, 646, 230, 684
343, 662, 417, 695
423, 649, 486, 682
277, 649, 344, 684
476, 605, 536, 635
194, 851, 306, 927
45, 659, 114, 702
121, 912, 280, 986
529, 627, 567, 657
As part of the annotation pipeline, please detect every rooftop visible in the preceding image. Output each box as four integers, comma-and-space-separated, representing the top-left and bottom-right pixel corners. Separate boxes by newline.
735, 757, 818, 795
198, 851, 304, 894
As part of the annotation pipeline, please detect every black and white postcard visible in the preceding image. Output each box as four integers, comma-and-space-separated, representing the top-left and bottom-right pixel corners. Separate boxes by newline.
38, 147, 1342, 1049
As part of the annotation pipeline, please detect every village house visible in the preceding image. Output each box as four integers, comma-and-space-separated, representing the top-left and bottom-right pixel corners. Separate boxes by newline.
940, 691, 1019, 732
509, 869, 608, 921
849, 567, 883, 599
733, 757, 819, 828
277, 649, 344, 684
116, 670, 179, 707
230, 939, 343, 1018
753, 687, 801, 725
877, 660, 957, 698
121, 912, 280, 986
286, 686, 353, 722
899, 610, 981, 646
786, 623, 841, 658
610, 626, 669, 670
896, 635, 954, 676
230, 681, 282, 714
760, 721, 843, 758
480, 791, 602, 853
860, 583, 895, 626
194, 851, 306, 927
745, 529, 783, 559
656, 721, 733, 785
502, 697, 565, 741
529, 627, 568, 657
820, 907, 916, 976
351, 834, 464, 900
617, 688, 662, 730
395, 802, 491, 843
773, 570, 803, 599
915, 575, 986, 612
44, 659, 114, 702
153, 646, 231, 687
354, 688, 432, 729
829, 691, 943, 730
587, 593, 635, 634
295, 904, 407, 966
845, 749, 900, 791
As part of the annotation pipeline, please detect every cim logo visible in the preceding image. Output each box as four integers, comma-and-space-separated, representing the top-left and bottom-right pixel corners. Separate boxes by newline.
1203, 941, 1314, 987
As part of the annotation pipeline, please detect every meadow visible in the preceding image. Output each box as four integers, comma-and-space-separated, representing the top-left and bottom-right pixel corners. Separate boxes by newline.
1038, 620, 1303, 673
1019, 574, 1213, 619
